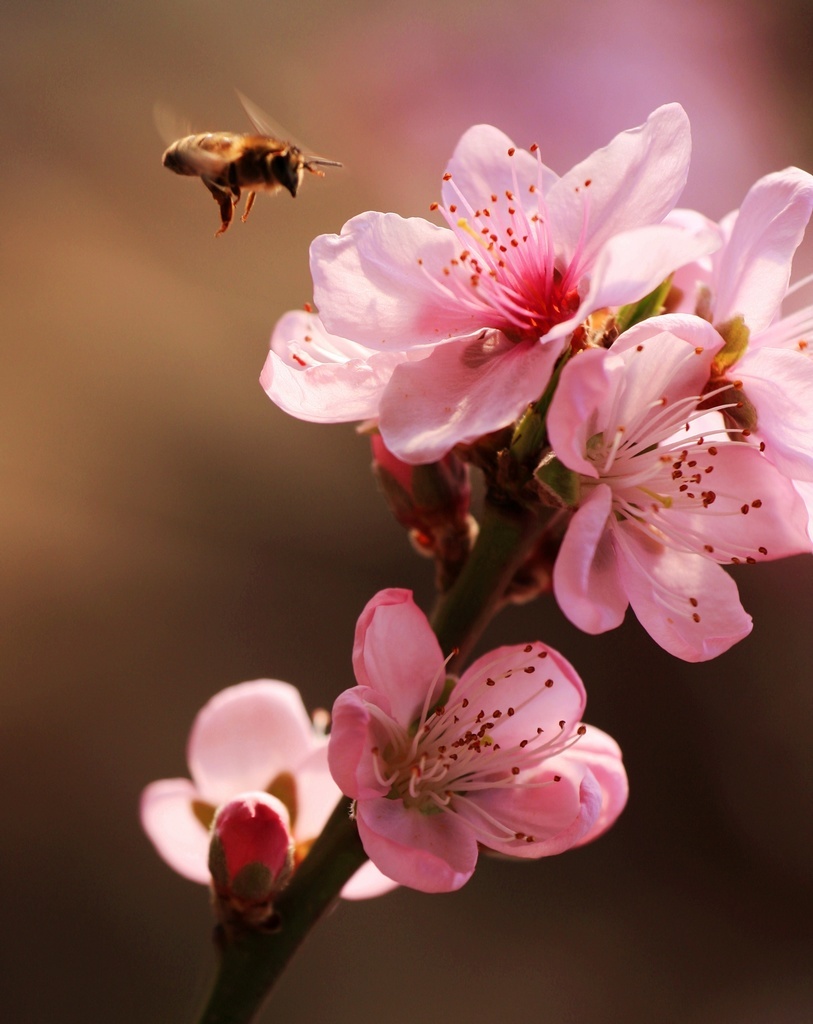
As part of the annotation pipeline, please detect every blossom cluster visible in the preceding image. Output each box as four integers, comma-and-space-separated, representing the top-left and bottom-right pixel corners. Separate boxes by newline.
143, 104, 813, 917
262, 103, 813, 662
142, 592, 627, 896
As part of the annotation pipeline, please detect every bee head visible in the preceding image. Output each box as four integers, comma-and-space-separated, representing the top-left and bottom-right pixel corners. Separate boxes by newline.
268, 150, 304, 197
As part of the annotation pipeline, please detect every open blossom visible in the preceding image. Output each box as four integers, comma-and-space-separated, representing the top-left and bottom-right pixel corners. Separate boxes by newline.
546, 314, 812, 661
140, 680, 395, 900
328, 589, 628, 893
669, 167, 813, 482
302, 103, 715, 464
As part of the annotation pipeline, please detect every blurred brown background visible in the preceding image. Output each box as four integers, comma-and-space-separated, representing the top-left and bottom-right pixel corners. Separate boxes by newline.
2, 0, 812, 1021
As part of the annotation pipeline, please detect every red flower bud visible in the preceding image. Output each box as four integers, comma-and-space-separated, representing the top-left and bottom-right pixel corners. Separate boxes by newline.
208, 792, 295, 930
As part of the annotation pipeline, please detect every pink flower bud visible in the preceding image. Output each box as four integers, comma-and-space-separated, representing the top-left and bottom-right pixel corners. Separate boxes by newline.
371, 435, 476, 590
371, 434, 471, 534
208, 792, 295, 926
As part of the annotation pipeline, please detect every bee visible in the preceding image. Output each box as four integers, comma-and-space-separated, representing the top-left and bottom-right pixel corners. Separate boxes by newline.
160, 92, 341, 237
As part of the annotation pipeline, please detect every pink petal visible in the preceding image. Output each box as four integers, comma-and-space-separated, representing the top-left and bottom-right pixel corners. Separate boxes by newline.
583, 222, 720, 311
547, 103, 691, 268
561, 725, 629, 846
188, 680, 317, 805
351, 589, 445, 724
553, 486, 628, 634
611, 311, 724, 362
547, 348, 616, 477
605, 320, 720, 428
378, 331, 562, 464
665, 443, 812, 560
140, 778, 210, 883
614, 527, 752, 661
356, 798, 477, 893
261, 310, 415, 423
665, 208, 722, 315
462, 762, 602, 859
289, 745, 400, 900
340, 860, 400, 900
312, 212, 475, 349
441, 124, 558, 213
713, 168, 813, 333
288, 742, 342, 841
738, 347, 813, 481
327, 688, 391, 802
458, 642, 586, 745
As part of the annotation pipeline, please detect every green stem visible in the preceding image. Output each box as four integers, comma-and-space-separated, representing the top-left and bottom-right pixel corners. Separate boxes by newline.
196, 798, 366, 1024
430, 496, 546, 664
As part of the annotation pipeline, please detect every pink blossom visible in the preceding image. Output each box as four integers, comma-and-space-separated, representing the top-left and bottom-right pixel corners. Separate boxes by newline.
307, 104, 716, 463
140, 680, 396, 899
328, 589, 628, 893
669, 168, 813, 481
546, 314, 812, 661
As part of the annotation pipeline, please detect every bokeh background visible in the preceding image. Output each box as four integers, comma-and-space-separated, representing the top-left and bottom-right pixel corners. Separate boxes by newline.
3, 0, 813, 1021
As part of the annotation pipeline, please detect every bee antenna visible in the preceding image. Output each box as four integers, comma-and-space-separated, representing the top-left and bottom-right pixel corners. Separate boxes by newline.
305, 157, 343, 169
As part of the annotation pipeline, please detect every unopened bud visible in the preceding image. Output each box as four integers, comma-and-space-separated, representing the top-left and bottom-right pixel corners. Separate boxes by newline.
208, 792, 295, 931
371, 435, 476, 589
371, 434, 471, 534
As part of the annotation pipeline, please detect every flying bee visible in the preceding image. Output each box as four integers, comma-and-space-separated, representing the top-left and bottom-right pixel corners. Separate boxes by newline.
159, 92, 341, 237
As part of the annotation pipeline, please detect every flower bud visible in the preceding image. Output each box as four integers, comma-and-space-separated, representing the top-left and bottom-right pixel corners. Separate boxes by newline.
371, 434, 471, 535
208, 792, 295, 931
371, 434, 476, 590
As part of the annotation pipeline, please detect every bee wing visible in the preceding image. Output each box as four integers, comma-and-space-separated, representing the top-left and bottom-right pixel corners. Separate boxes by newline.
153, 101, 192, 146
235, 90, 292, 142
235, 89, 342, 169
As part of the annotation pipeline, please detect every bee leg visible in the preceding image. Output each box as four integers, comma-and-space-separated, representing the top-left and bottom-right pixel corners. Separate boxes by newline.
202, 177, 239, 237
241, 191, 257, 224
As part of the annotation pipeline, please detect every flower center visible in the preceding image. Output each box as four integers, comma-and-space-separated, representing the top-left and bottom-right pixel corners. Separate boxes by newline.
369, 646, 584, 845
587, 369, 770, 565
421, 145, 587, 343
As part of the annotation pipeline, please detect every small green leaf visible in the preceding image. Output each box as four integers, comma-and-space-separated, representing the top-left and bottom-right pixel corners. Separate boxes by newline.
535, 453, 581, 507
615, 276, 674, 333
712, 315, 750, 373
